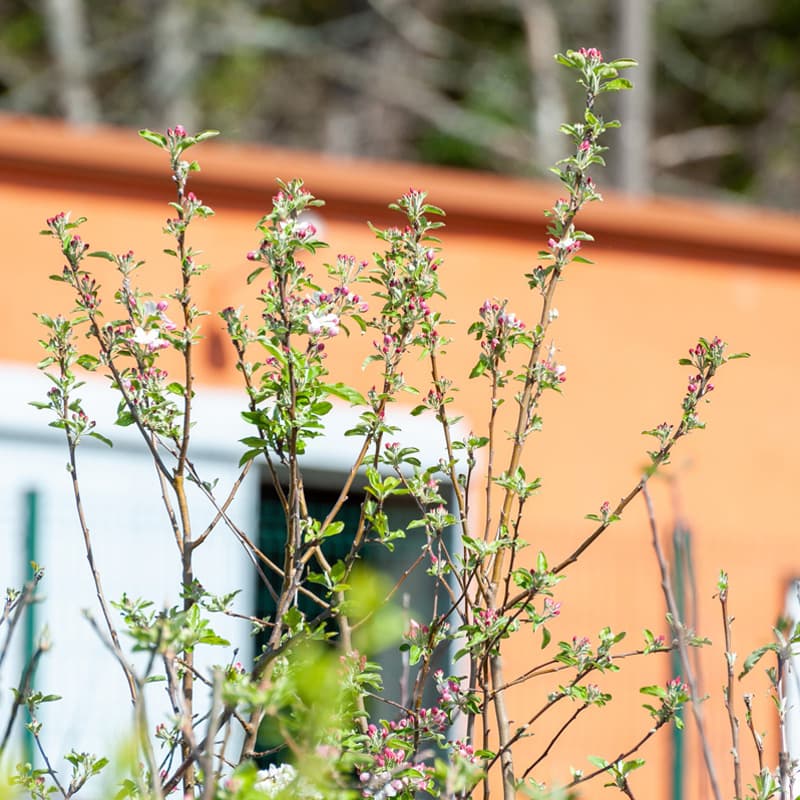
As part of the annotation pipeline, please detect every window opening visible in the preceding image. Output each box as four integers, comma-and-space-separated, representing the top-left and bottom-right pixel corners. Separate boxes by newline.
254, 476, 456, 763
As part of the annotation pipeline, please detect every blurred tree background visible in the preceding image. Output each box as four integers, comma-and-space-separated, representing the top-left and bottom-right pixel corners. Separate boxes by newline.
1, 0, 799, 208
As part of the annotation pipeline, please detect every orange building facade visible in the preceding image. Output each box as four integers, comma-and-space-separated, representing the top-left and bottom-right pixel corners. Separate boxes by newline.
1, 114, 799, 799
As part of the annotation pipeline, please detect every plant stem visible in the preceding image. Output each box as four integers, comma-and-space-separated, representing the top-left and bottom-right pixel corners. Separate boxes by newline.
67, 440, 137, 705
430, 351, 468, 534
776, 649, 791, 800
490, 655, 516, 800
743, 693, 764, 773
569, 725, 659, 789
522, 703, 588, 779
0, 574, 41, 674
175, 474, 195, 794
719, 583, 742, 799
643, 483, 722, 800
0, 640, 46, 756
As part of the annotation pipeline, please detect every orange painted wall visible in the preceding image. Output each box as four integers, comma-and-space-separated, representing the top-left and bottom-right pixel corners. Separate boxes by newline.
3, 114, 799, 798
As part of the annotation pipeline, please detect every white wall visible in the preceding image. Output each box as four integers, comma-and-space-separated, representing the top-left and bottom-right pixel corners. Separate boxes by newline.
0, 364, 259, 770
0, 362, 464, 776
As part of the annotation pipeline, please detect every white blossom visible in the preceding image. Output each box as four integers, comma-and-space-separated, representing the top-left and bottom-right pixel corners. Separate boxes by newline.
131, 326, 167, 350
307, 311, 340, 337
252, 764, 321, 798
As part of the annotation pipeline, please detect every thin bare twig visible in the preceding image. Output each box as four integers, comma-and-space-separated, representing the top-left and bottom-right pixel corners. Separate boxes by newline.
743, 693, 764, 773
493, 645, 672, 697
0, 573, 42, 673
569, 725, 659, 789
522, 703, 589, 779
32, 723, 68, 797
719, 577, 742, 798
201, 670, 223, 800
643, 483, 722, 800
67, 441, 137, 705
776, 648, 792, 800
0, 638, 48, 756
82, 613, 164, 799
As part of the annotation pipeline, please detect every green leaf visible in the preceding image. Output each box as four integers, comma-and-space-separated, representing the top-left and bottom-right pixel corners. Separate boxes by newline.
739, 644, 776, 679
282, 606, 303, 630
93, 757, 110, 774
311, 400, 333, 416
238, 448, 263, 467
166, 382, 185, 397
246, 266, 266, 284
321, 521, 345, 539
198, 631, 230, 647
88, 250, 117, 262
240, 436, 269, 449
541, 627, 551, 649
601, 78, 634, 92
76, 354, 101, 371
622, 759, 645, 774
88, 431, 113, 448
607, 58, 638, 70
194, 130, 221, 142
469, 360, 487, 379
322, 382, 366, 405
138, 129, 167, 148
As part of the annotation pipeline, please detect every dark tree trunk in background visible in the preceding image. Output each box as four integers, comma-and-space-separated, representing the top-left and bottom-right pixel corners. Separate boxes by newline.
146, 0, 199, 131
518, 0, 565, 173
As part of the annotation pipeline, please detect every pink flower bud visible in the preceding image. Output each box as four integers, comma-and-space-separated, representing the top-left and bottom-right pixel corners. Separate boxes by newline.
578, 47, 603, 62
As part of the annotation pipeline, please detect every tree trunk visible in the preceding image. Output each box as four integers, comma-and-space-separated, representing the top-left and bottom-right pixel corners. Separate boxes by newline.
616, 0, 654, 194
42, 0, 100, 124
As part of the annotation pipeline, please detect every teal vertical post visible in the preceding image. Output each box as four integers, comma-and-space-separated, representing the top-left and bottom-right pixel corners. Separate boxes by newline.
23, 489, 38, 765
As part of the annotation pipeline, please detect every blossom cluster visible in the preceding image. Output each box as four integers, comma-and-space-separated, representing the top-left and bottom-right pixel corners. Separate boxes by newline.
129, 300, 177, 353
467, 299, 530, 382
533, 358, 568, 390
